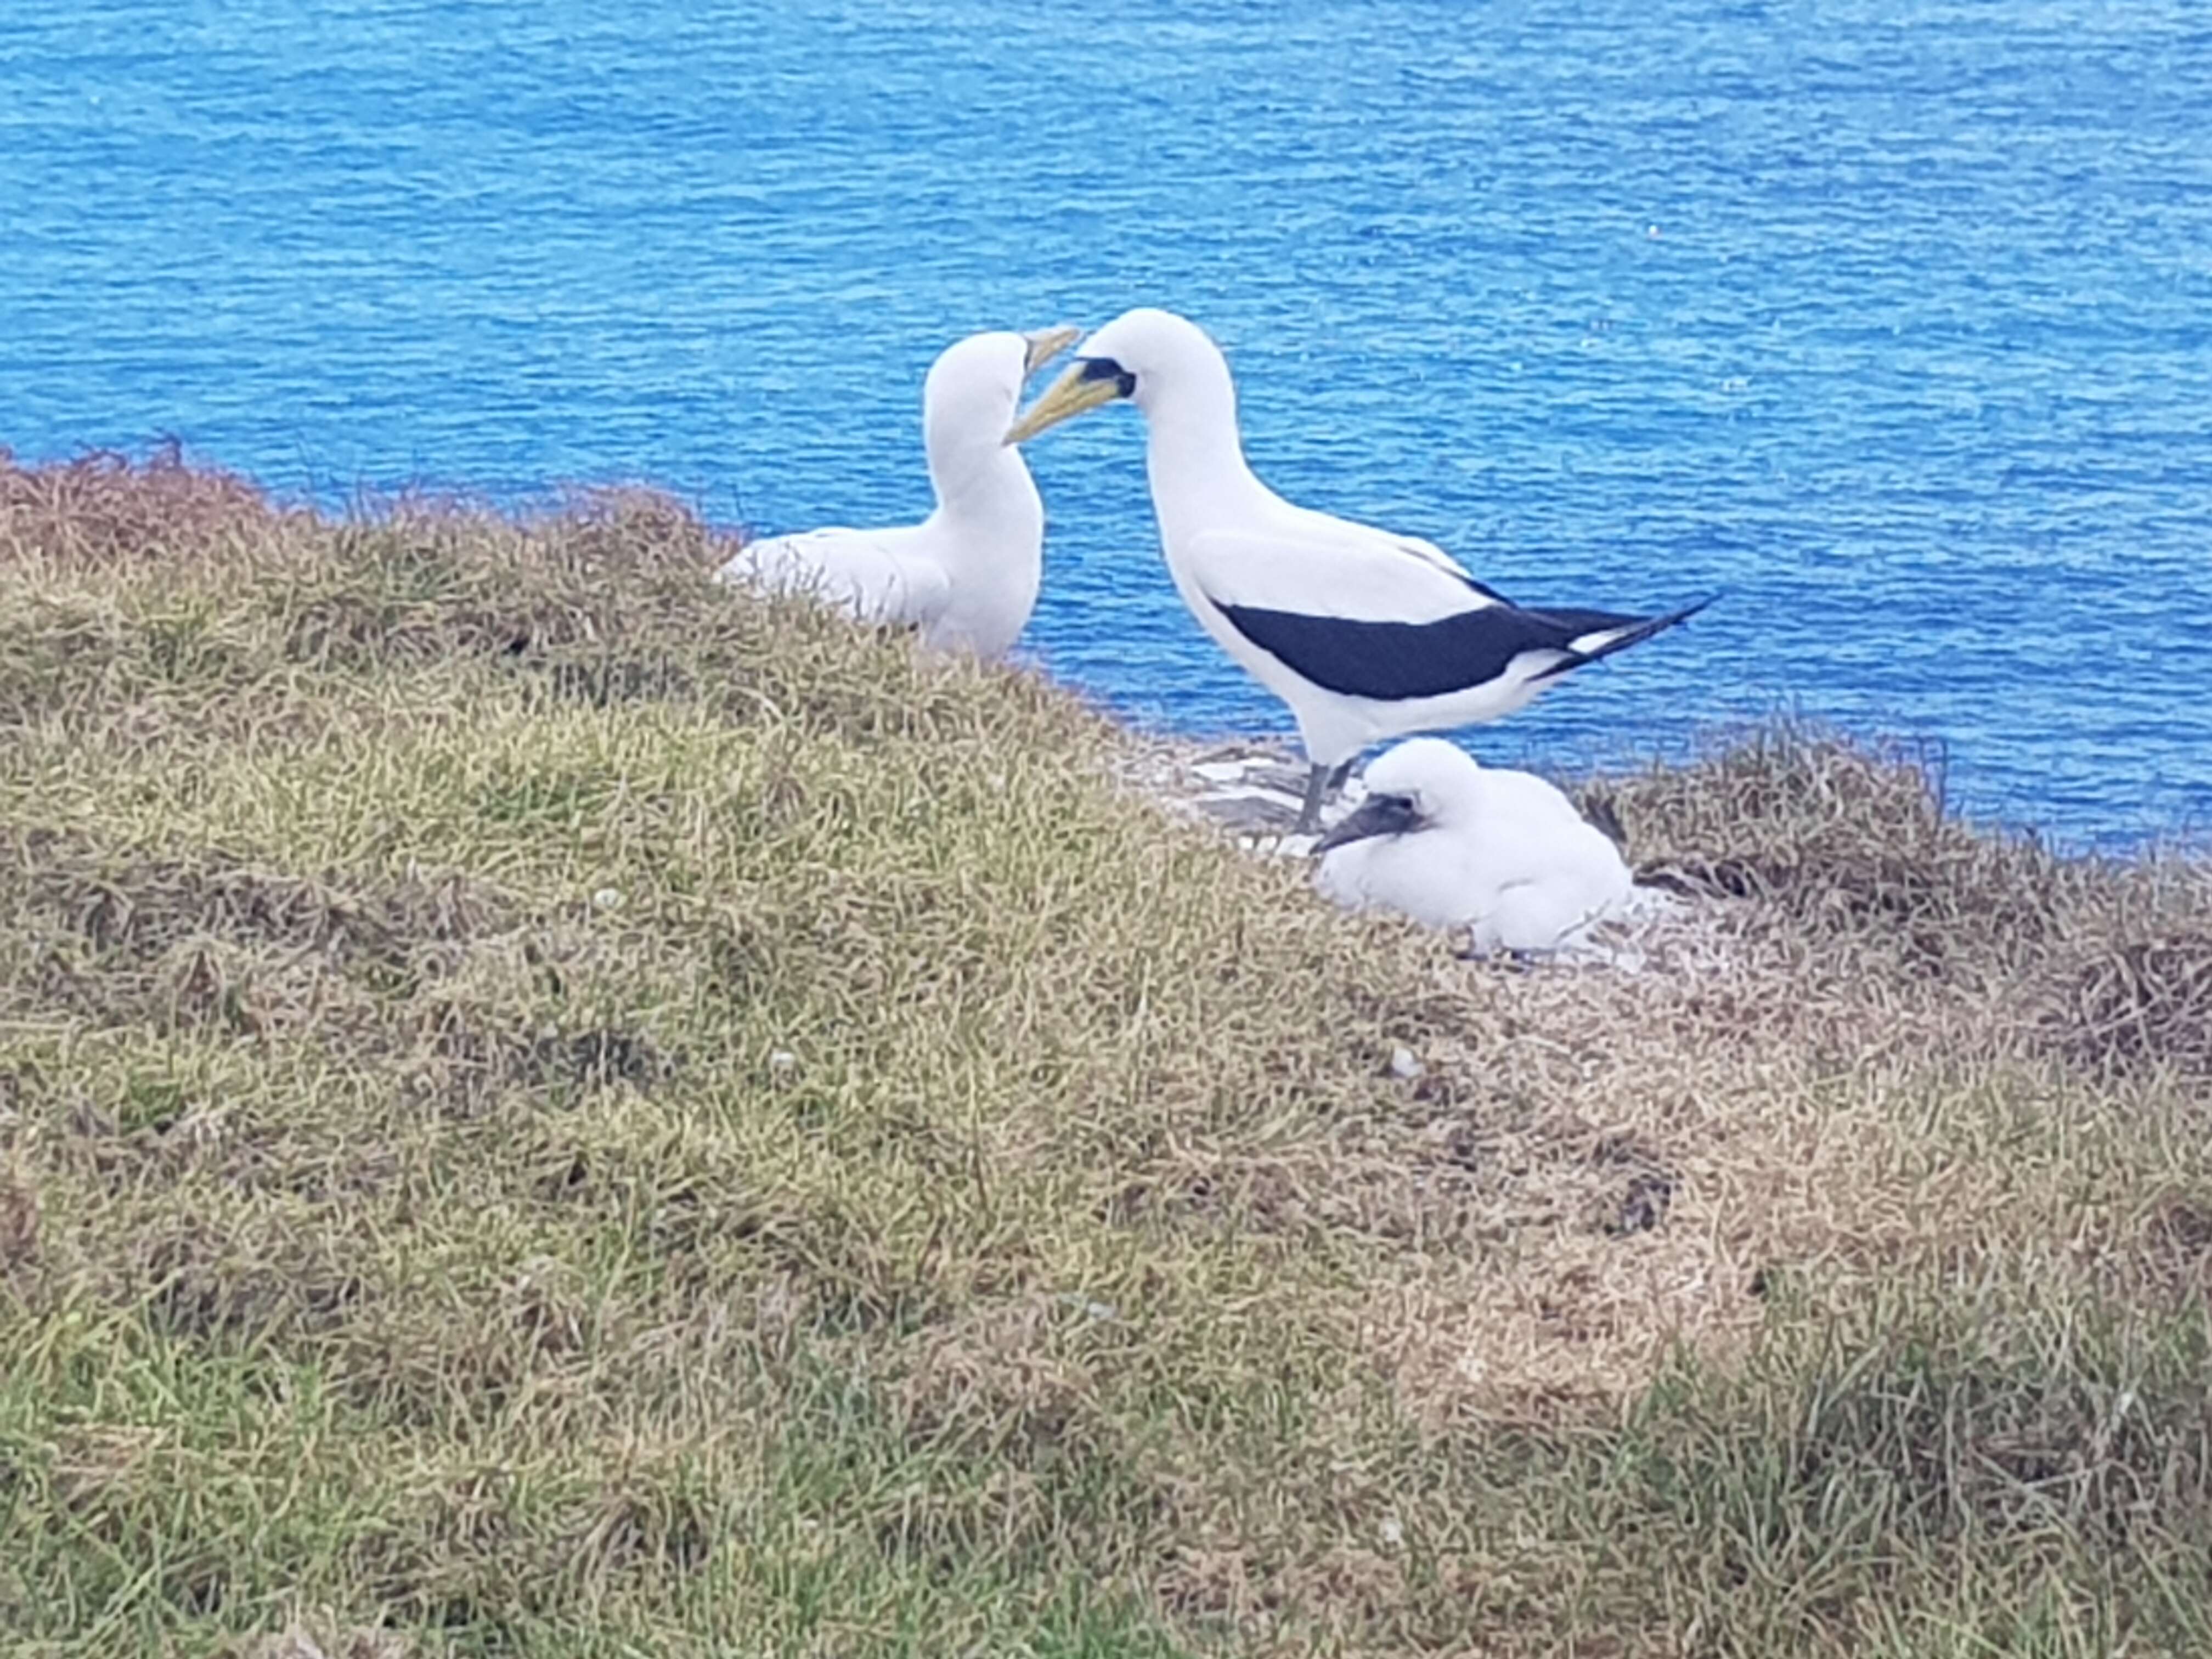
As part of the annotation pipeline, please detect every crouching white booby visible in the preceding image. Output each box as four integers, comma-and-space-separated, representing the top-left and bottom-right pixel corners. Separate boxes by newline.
1313, 737, 1633, 957
718, 325, 1079, 658
1003, 306, 1714, 828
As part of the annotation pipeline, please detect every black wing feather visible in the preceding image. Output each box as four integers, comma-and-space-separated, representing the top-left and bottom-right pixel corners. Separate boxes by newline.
1214, 594, 1714, 703
1523, 595, 1717, 681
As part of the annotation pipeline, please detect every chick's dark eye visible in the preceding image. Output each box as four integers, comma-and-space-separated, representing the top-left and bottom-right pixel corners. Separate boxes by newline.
1345, 793, 1423, 840
1078, 356, 1137, 398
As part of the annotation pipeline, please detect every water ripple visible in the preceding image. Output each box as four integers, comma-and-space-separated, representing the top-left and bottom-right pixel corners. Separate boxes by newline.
3, 0, 2208, 847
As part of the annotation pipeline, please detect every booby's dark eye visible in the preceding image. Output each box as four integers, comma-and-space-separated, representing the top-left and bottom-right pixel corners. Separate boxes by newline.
1077, 356, 1137, 398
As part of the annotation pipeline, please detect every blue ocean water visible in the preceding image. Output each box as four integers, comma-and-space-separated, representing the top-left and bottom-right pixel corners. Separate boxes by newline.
4, 1, 2209, 849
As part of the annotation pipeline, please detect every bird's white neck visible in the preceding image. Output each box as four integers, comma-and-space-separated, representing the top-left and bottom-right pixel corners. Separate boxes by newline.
927, 430, 1038, 528
921, 432, 1045, 645
1137, 353, 1274, 537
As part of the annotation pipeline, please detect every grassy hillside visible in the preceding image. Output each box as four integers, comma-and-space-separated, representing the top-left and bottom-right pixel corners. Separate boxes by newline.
2, 447, 2209, 1658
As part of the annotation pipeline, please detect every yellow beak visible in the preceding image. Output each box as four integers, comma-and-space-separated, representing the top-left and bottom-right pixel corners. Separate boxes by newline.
1019, 324, 1081, 380
1002, 359, 1124, 447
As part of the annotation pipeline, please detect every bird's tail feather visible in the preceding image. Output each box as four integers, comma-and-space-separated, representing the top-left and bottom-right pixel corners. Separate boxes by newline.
1528, 592, 1719, 681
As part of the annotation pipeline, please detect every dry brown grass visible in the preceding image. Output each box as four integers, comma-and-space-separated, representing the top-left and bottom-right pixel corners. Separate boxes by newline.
3, 448, 2211, 1657
2046, 933, 2212, 1084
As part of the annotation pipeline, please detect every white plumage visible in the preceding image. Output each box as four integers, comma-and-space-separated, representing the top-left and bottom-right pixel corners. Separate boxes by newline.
1005, 307, 1711, 827
719, 326, 1076, 658
1313, 737, 1633, 956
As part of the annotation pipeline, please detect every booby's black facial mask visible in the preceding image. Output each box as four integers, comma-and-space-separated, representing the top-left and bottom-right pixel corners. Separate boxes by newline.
1076, 356, 1138, 399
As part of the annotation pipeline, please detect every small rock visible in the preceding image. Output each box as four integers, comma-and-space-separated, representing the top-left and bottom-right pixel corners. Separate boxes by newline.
1389, 1047, 1424, 1081
1196, 792, 1300, 834
1246, 764, 1320, 795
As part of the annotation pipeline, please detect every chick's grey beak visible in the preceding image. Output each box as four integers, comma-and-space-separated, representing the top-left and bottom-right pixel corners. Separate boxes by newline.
1312, 793, 1421, 855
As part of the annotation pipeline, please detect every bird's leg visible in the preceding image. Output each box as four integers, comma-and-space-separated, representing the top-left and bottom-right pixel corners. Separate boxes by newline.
1294, 763, 1330, 834
1294, 759, 1357, 835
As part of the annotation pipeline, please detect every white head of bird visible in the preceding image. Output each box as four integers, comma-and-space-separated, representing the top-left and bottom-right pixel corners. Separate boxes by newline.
1312, 738, 1486, 854
1002, 307, 1244, 461
923, 325, 1080, 509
